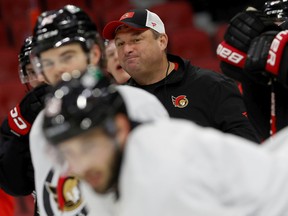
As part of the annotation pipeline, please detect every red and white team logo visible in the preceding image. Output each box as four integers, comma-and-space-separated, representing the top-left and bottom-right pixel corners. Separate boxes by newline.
8, 105, 31, 136
120, 12, 134, 20
172, 95, 189, 108
43, 170, 88, 215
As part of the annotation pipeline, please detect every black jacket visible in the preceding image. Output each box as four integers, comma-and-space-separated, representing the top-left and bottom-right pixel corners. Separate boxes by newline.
0, 118, 34, 196
0, 84, 48, 196
128, 54, 260, 143
241, 77, 288, 141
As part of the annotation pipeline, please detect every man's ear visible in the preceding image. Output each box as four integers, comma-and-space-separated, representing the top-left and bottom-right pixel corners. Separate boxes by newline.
159, 34, 168, 51
89, 44, 101, 65
114, 113, 130, 150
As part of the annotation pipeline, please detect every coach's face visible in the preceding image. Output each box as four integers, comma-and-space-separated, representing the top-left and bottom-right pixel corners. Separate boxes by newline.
114, 26, 168, 85
39, 43, 101, 85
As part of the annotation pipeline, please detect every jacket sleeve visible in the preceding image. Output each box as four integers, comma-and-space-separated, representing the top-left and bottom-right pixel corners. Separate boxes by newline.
0, 117, 34, 196
210, 75, 261, 143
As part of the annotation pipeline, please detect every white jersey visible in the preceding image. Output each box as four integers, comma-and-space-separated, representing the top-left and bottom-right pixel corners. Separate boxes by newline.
30, 85, 169, 216
262, 126, 288, 156
30, 111, 90, 216
118, 119, 288, 216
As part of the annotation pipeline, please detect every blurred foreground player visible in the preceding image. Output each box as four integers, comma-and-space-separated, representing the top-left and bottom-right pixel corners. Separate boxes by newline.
43, 68, 288, 216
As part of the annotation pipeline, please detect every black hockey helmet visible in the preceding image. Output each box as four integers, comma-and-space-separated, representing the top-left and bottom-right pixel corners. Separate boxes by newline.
33, 4, 99, 55
43, 67, 125, 144
31, 5, 105, 74
263, 0, 288, 21
18, 36, 35, 84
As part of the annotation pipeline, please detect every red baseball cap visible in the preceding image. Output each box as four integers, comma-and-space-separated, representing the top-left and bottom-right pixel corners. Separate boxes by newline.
102, 9, 166, 40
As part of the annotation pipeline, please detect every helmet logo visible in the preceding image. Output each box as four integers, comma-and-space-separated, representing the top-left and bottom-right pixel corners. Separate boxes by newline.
172, 95, 189, 108
41, 14, 57, 26
65, 5, 80, 13
37, 30, 59, 41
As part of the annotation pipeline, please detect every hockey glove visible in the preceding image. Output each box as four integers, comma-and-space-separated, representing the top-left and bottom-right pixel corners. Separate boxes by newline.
6, 83, 50, 138
245, 30, 288, 86
224, 9, 280, 52
244, 31, 278, 84
218, 9, 280, 82
217, 41, 247, 82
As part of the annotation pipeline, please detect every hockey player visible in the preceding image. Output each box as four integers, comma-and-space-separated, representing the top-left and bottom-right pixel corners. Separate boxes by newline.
0, 35, 48, 197
43, 68, 288, 216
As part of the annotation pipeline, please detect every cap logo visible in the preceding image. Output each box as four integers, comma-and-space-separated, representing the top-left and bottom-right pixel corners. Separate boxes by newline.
151, 22, 157, 27
120, 12, 135, 21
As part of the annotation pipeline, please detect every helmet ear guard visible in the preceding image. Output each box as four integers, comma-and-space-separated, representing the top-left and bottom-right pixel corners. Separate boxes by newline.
18, 36, 39, 84
29, 51, 42, 77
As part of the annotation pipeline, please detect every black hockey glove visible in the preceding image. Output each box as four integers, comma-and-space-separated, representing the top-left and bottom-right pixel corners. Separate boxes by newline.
224, 9, 280, 52
218, 9, 280, 82
243, 31, 278, 84
245, 30, 288, 86
5, 83, 50, 139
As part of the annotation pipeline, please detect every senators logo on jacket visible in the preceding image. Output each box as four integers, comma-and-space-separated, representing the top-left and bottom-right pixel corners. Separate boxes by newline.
172, 95, 189, 108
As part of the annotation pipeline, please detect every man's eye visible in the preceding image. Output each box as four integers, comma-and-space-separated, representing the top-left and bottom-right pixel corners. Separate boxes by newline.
42, 61, 54, 68
62, 54, 73, 62
116, 42, 124, 47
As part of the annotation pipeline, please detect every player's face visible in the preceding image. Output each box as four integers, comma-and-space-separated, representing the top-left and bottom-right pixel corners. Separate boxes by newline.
105, 41, 130, 84
39, 43, 89, 85
114, 27, 167, 84
25, 64, 45, 87
58, 128, 119, 194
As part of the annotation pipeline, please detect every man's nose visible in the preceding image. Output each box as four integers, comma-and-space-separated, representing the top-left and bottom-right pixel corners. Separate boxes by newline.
123, 43, 134, 55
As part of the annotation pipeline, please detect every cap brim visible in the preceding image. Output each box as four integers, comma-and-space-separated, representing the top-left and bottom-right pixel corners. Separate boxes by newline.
102, 21, 148, 40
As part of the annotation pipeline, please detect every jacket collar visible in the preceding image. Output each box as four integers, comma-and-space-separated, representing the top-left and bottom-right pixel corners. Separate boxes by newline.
127, 54, 188, 88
